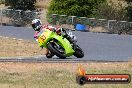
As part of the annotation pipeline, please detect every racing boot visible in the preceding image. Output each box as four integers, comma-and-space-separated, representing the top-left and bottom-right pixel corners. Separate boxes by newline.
46, 51, 54, 58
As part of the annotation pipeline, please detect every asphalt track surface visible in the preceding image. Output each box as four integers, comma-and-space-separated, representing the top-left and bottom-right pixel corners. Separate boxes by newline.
0, 26, 132, 61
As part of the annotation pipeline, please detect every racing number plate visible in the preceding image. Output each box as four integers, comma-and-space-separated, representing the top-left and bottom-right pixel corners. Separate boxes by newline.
38, 29, 49, 44
38, 34, 46, 43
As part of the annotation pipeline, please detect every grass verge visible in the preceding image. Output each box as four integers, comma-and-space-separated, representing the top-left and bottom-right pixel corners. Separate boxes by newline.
0, 37, 46, 57
0, 62, 131, 88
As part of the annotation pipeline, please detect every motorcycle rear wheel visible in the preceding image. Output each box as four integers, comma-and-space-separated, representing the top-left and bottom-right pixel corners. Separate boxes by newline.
74, 45, 84, 58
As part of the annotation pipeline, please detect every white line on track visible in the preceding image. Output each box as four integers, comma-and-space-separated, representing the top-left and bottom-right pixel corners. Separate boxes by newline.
0, 36, 24, 41
13, 38, 17, 40
18, 58, 23, 59
18, 39, 23, 41
5, 36, 9, 39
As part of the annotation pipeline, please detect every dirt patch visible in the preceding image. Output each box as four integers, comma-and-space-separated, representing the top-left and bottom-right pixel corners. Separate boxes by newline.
0, 37, 46, 57
89, 27, 108, 33
36, 0, 51, 9
0, 62, 131, 73
0, 62, 131, 88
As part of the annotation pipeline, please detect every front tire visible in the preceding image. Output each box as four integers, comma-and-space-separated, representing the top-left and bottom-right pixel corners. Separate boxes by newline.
47, 42, 66, 59
74, 45, 84, 58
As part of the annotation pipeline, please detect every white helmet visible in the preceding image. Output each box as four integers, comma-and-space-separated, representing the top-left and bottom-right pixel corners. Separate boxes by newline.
31, 19, 42, 31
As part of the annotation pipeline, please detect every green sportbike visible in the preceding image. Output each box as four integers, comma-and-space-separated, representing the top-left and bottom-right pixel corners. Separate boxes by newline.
37, 28, 84, 59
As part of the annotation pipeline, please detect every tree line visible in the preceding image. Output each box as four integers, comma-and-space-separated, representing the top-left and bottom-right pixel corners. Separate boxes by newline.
4, 0, 132, 22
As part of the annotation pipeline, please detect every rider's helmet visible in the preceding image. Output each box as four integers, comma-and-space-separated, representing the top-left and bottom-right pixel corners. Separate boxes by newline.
32, 19, 42, 31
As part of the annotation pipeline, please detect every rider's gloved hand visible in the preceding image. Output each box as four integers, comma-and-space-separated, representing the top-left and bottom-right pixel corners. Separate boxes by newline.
56, 28, 61, 35
52, 28, 56, 32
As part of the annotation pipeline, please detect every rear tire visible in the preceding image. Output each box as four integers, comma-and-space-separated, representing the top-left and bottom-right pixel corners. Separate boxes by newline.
47, 42, 66, 59
74, 45, 84, 58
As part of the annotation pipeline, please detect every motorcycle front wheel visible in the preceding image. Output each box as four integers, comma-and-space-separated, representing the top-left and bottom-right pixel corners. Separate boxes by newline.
47, 42, 66, 59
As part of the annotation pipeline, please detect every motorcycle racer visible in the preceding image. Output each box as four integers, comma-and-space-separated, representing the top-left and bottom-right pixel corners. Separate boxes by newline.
31, 19, 77, 58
